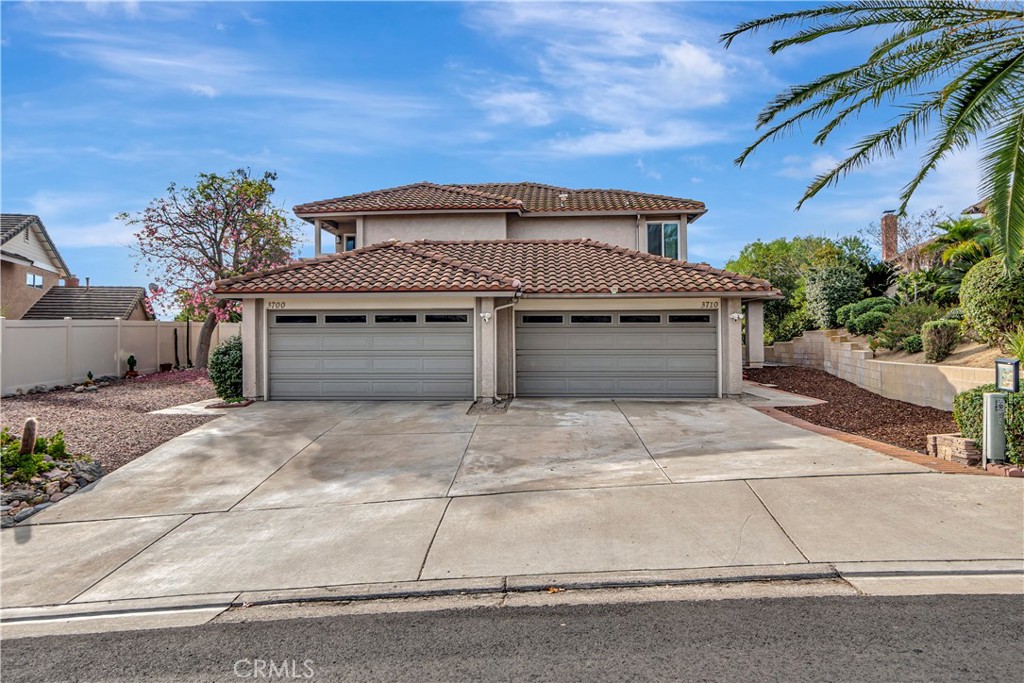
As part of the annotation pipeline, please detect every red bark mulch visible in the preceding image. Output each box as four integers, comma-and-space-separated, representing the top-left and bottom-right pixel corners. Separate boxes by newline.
745, 366, 957, 454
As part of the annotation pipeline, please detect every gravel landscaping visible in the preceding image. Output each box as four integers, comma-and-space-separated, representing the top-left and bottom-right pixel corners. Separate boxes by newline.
1, 370, 217, 473
745, 366, 957, 454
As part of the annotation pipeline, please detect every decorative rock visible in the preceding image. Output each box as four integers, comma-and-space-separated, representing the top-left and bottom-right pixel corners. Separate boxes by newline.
13, 508, 35, 523
84, 385, 99, 393
45, 469, 69, 480
14, 387, 24, 395
74, 385, 86, 393
97, 382, 110, 387
30, 495, 45, 505
33, 502, 53, 512
44, 481, 61, 495
1, 517, 14, 528
0, 505, 9, 512
4, 489, 33, 502
48, 492, 67, 503
33, 384, 48, 393
63, 484, 78, 494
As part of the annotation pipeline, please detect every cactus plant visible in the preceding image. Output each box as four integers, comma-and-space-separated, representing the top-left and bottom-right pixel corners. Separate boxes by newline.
127, 355, 137, 371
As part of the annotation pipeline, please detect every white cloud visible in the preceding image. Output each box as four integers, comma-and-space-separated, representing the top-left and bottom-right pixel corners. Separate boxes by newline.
777, 153, 842, 179
461, 2, 770, 156
478, 90, 554, 126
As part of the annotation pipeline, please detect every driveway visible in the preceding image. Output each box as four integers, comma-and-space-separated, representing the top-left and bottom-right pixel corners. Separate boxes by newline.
3, 396, 1022, 612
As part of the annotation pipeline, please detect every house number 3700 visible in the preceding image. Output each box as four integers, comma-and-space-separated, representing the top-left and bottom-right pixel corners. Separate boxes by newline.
267, 302, 286, 309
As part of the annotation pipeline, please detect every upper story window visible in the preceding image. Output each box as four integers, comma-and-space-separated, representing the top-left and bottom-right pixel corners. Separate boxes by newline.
26, 273, 44, 289
646, 222, 680, 260
341, 234, 356, 252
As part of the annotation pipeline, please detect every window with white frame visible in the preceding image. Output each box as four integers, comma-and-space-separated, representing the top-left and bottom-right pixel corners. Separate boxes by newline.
646, 222, 680, 260
26, 272, 44, 289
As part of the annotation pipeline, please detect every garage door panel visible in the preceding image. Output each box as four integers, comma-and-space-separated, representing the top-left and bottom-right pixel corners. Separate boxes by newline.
269, 310, 473, 400
516, 310, 718, 398
269, 335, 322, 352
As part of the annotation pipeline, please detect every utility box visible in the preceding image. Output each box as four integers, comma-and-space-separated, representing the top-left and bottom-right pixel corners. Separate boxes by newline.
983, 392, 1007, 465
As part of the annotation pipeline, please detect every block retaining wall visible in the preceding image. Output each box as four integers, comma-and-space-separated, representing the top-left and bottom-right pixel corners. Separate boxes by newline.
764, 330, 992, 411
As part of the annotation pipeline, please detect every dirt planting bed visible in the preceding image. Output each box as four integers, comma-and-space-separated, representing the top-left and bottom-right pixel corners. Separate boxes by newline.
1, 370, 217, 472
745, 366, 957, 454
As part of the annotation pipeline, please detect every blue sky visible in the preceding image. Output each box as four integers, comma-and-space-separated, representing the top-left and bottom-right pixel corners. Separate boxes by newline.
2, 1, 981, 298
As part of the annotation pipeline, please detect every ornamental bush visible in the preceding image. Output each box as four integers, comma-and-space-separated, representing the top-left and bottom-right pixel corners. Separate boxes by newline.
804, 263, 865, 329
836, 303, 858, 327
959, 257, 1024, 347
902, 333, 923, 354
1005, 394, 1024, 465
209, 334, 243, 400
848, 310, 889, 336
922, 319, 961, 362
953, 384, 996, 444
839, 297, 895, 329
877, 302, 943, 350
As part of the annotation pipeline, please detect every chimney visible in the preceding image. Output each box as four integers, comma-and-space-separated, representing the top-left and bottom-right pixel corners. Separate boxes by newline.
881, 211, 898, 261
63, 275, 79, 287
85, 277, 90, 292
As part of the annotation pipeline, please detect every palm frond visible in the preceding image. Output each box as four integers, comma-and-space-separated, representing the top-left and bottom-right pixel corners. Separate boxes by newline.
980, 108, 1024, 271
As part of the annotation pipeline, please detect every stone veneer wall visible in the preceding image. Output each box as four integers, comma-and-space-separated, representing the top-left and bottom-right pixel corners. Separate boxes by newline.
764, 330, 992, 411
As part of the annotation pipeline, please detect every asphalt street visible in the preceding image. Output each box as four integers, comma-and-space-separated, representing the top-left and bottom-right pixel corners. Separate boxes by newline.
2, 594, 1021, 682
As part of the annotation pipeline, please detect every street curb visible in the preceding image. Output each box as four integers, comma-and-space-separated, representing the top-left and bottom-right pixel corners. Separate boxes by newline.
0, 563, 840, 624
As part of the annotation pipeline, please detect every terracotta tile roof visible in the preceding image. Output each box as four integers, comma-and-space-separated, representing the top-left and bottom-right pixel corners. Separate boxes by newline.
22, 286, 151, 320
213, 242, 521, 294
214, 239, 778, 297
293, 181, 705, 215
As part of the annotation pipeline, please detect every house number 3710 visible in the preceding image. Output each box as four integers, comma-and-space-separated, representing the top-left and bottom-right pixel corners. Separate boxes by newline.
700, 300, 720, 309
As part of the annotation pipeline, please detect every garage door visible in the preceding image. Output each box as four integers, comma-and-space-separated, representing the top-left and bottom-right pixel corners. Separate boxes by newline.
516, 311, 718, 397
268, 310, 474, 400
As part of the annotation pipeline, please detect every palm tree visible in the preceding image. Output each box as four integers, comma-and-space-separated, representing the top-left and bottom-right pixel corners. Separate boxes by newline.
721, 1, 1024, 270
922, 216, 992, 266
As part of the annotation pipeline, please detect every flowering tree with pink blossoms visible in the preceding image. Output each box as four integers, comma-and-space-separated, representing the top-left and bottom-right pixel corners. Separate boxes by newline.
120, 169, 298, 368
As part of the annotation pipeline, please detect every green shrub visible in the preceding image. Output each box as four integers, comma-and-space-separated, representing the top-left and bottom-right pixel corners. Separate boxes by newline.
922, 319, 961, 362
209, 334, 243, 400
943, 308, 964, 321
1004, 325, 1024, 361
877, 302, 943, 350
836, 303, 858, 327
960, 257, 1024, 346
849, 310, 890, 336
1005, 394, 1024, 465
953, 384, 997, 444
804, 263, 865, 329
0, 425, 68, 482
774, 307, 814, 343
902, 334, 923, 354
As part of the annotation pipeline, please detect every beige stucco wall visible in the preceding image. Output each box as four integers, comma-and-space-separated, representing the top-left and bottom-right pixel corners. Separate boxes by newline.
361, 213, 507, 245
764, 329, 992, 411
0, 261, 60, 319
507, 215, 637, 248
721, 298, 744, 397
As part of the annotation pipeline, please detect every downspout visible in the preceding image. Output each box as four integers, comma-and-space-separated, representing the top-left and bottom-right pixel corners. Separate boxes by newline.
635, 214, 641, 250
492, 288, 522, 398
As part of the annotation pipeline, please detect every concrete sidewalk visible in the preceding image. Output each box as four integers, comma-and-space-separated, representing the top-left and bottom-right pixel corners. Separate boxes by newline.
2, 395, 1022, 636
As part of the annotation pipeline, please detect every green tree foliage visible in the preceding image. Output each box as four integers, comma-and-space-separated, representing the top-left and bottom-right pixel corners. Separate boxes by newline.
726, 234, 877, 343
722, 1, 1024, 271
804, 263, 865, 330
848, 309, 890, 336
208, 335, 244, 400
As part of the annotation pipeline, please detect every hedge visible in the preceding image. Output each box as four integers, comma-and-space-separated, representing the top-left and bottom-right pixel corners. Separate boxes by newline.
839, 297, 895, 328
1006, 394, 1024, 465
953, 384, 1024, 465
804, 263, 865, 329
877, 302, 943, 350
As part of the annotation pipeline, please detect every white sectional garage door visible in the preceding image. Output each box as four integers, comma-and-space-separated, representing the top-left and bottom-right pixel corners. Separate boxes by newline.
516, 311, 718, 397
268, 310, 474, 400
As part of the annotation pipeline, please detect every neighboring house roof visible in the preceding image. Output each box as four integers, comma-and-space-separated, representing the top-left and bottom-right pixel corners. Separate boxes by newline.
214, 239, 778, 297
22, 286, 152, 320
293, 182, 706, 216
0, 213, 72, 277
962, 198, 989, 215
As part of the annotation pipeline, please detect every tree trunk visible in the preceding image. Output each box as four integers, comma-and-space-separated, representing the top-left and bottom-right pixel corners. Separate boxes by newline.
193, 309, 220, 369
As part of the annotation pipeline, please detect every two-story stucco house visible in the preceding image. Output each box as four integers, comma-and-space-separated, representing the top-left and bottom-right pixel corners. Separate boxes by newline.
214, 182, 779, 402
1, 214, 153, 322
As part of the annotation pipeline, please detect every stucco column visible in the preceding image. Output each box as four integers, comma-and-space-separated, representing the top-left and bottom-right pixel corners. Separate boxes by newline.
242, 298, 265, 400
477, 297, 497, 400
723, 298, 744, 397
746, 300, 765, 369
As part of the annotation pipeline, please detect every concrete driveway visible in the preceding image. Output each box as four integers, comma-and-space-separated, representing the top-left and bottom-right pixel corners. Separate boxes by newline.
3, 396, 1022, 613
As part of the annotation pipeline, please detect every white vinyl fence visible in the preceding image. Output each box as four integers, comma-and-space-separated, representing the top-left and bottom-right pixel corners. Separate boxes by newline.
0, 319, 241, 395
